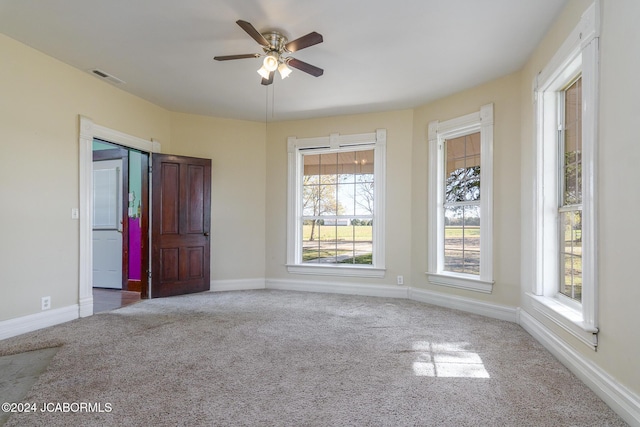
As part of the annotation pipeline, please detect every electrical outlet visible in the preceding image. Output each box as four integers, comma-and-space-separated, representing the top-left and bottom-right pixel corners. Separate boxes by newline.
41, 296, 51, 311
397, 275, 404, 285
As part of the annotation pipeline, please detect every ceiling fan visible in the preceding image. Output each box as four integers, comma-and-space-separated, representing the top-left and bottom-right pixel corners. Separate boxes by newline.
214, 20, 324, 86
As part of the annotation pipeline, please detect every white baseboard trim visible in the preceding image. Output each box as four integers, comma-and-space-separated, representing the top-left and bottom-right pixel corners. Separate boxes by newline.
266, 278, 409, 299
79, 296, 93, 318
409, 287, 519, 323
0, 305, 79, 341
519, 309, 640, 427
210, 278, 266, 292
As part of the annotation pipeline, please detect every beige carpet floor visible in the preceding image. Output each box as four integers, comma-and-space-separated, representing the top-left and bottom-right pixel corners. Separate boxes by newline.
0, 290, 628, 426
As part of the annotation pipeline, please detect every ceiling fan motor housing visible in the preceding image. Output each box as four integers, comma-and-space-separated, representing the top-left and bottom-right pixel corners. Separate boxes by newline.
262, 31, 288, 54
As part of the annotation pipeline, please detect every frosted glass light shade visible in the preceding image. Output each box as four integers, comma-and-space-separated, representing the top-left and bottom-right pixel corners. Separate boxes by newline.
263, 53, 279, 72
257, 66, 270, 79
278, 62, 292, 79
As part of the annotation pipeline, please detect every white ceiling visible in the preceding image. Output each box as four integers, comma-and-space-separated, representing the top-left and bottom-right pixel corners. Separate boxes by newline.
0, 0, 566, 122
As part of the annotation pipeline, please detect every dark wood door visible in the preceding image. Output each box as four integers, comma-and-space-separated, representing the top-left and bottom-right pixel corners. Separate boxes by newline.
151, 154, 211, 298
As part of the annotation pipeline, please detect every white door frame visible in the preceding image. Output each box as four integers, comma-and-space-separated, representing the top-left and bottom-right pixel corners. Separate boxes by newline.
78, 115, 160, 317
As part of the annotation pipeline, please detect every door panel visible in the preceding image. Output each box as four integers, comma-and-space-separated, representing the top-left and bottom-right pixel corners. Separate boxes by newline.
92, 231, 122, 289
151, 154, 211, 298
187, 164, 205, 233
160, 163, 180, 235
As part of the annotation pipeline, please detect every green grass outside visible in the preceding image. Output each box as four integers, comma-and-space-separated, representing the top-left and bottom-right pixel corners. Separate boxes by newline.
338, 253, 373, 264
302, 249, 351, 261
302, 250, 372, 264
303, 225, 372, 241
444, 226, 480, 238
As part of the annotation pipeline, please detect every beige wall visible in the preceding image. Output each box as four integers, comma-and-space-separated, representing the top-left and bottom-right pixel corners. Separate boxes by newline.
519, 0, 640, 397
264, 110, 414, 285
0, 33, 171, 321
410, 72, 522, 307
169, 113, 266, 281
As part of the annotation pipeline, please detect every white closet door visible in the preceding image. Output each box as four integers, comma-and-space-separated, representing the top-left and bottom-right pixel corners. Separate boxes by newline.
92, 159, 123, 289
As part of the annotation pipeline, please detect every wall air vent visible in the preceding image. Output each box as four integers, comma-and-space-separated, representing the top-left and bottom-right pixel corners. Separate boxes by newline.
89, 68, 125, 85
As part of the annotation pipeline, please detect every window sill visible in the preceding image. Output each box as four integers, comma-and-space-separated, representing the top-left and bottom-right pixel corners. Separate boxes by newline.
287, 264, 386, 278
426, 272, 493, 293
527, 293, 598, 350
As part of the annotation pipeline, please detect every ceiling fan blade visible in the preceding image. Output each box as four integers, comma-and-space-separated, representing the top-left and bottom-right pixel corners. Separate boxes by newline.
213, 54, 260, 61
261, 71, 274, 86
236, 20, 270, 48
287, 58, 324, 77
285, 32, 323, 52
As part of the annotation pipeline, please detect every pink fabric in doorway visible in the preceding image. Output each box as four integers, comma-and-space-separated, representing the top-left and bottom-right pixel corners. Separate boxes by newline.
128, 217, 141, 280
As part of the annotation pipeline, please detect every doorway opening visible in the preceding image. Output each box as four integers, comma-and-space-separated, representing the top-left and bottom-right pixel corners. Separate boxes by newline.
92, 139, 149, 309
78, 116, 160, 317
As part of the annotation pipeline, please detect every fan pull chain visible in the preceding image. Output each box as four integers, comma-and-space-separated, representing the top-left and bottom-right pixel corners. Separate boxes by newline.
271, 83, 276, 119
265, 83, 268, 126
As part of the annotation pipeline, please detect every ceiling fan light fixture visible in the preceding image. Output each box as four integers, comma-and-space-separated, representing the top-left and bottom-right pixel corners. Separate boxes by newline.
278, 62, 292, 79
257, 65, 270, 79
263, 53, 279, 72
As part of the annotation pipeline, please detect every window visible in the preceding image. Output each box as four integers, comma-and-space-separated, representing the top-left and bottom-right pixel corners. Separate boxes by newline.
559, 77, 583, 302
287, 130, 386, 277
427, 104, 494, 293
529, 3, 598, 349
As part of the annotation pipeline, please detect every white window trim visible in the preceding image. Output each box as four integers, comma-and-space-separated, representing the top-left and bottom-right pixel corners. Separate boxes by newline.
286, 129, 386, 277
427, 104, 494, 293
528, 2, 599, 349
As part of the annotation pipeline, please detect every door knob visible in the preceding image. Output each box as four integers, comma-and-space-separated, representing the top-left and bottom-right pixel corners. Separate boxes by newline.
204, 232, 209, 236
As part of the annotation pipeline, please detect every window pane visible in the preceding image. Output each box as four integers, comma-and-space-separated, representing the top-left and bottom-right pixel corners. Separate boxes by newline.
354, 181, 374, 215
319, 183, 338, 215
564, 160, 578, 205
319, 152, 338, 175
444, 205, 481, 275
559, 77, 583, 301
559, 211, 582, 301
338, 218, 373, 265
338, 151, 356, 182
355, 151, 374, 177
305, 149, 375, 218
319, 222, 338, 262
445, 133, 481, 203
563, 77, 582, 206
303, 222, 336, 264
336, 179, 375, 216
302, 219, 321, 262
337, 183, 356, 216
446, 136, 466, 175
303, 218, 373, 265
302, 183, 319, 216
444, 249, 464, 272
302, 222, 373, 265
304, 153, 341, 217
462, 206, 480, 275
